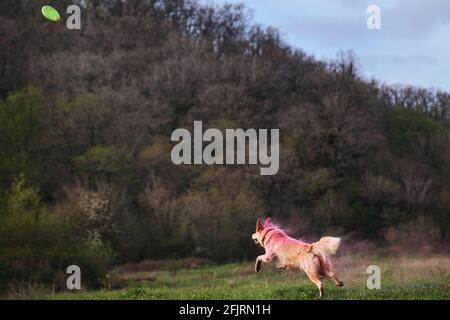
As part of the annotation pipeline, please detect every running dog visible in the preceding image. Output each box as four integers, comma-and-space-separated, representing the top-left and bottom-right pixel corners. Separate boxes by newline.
252, 218, 344, 298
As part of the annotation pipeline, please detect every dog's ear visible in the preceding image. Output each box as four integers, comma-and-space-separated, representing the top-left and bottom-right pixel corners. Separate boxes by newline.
256, 218, 264, 232
264, 218, 272, 227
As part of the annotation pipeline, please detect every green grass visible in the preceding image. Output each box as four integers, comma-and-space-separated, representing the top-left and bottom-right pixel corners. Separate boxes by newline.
22, 254, 450, 300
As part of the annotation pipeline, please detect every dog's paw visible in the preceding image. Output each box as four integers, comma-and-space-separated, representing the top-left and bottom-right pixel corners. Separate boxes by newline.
255, 260, 261, 272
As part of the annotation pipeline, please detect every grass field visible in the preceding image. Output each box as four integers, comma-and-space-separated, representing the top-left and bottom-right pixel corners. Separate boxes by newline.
22, 253, 450, 300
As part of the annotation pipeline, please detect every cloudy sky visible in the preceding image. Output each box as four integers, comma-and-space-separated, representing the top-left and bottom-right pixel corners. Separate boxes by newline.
205, 0, 450, 91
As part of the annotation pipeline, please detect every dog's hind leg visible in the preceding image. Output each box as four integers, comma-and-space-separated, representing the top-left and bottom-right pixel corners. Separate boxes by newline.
320, 260, 344, 287
327, 271, 344, 287
306, 271, 324, 299
321, 271, 344, 287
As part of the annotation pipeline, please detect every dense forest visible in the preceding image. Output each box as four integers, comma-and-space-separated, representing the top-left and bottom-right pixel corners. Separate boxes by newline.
1, 0, 449, 292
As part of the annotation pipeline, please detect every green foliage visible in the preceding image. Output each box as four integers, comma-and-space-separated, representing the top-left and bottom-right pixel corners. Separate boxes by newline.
143, 235, 195, 260
0, 87, 46, 190
0, 176, 114, 292
388, 108, 448, 156
74, 146, 138, 188
72, 233, 115, 288
0, 176, 60, 292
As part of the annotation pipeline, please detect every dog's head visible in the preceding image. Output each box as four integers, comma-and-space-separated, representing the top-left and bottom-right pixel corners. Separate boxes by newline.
252, 218, 273, 247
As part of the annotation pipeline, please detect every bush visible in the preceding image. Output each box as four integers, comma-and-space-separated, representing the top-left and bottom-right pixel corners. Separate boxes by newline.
388, 108, 448, 159
384, 216, 441, 252
0, 176, 114, 294
74, 146, 139, 189
178, 168, 263, 262
0, 87, 47, 191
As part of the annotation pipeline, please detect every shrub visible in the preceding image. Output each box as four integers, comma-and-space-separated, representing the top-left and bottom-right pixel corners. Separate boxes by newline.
0, 176, 114, 294
74, 146, 139, 189
0, 87, 46, 191
388, 108, 448, 159
178, 168, 263, 262
384, 216, 441, 252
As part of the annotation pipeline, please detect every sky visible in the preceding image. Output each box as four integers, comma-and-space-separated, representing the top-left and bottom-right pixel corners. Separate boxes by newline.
203, 0, 450, 91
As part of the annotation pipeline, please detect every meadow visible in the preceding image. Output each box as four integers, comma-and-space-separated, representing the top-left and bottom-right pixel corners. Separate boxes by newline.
3, 1, 450, 303
24, 254, 450, 300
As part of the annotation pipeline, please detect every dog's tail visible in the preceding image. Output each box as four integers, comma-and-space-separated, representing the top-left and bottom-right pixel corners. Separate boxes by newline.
311, 237, 341, 257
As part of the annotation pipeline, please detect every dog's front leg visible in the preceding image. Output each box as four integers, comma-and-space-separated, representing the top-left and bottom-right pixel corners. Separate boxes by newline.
255, 252, 274, 272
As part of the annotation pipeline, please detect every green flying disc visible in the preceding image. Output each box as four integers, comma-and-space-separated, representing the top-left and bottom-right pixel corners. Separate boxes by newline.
41, 5, 60, 22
